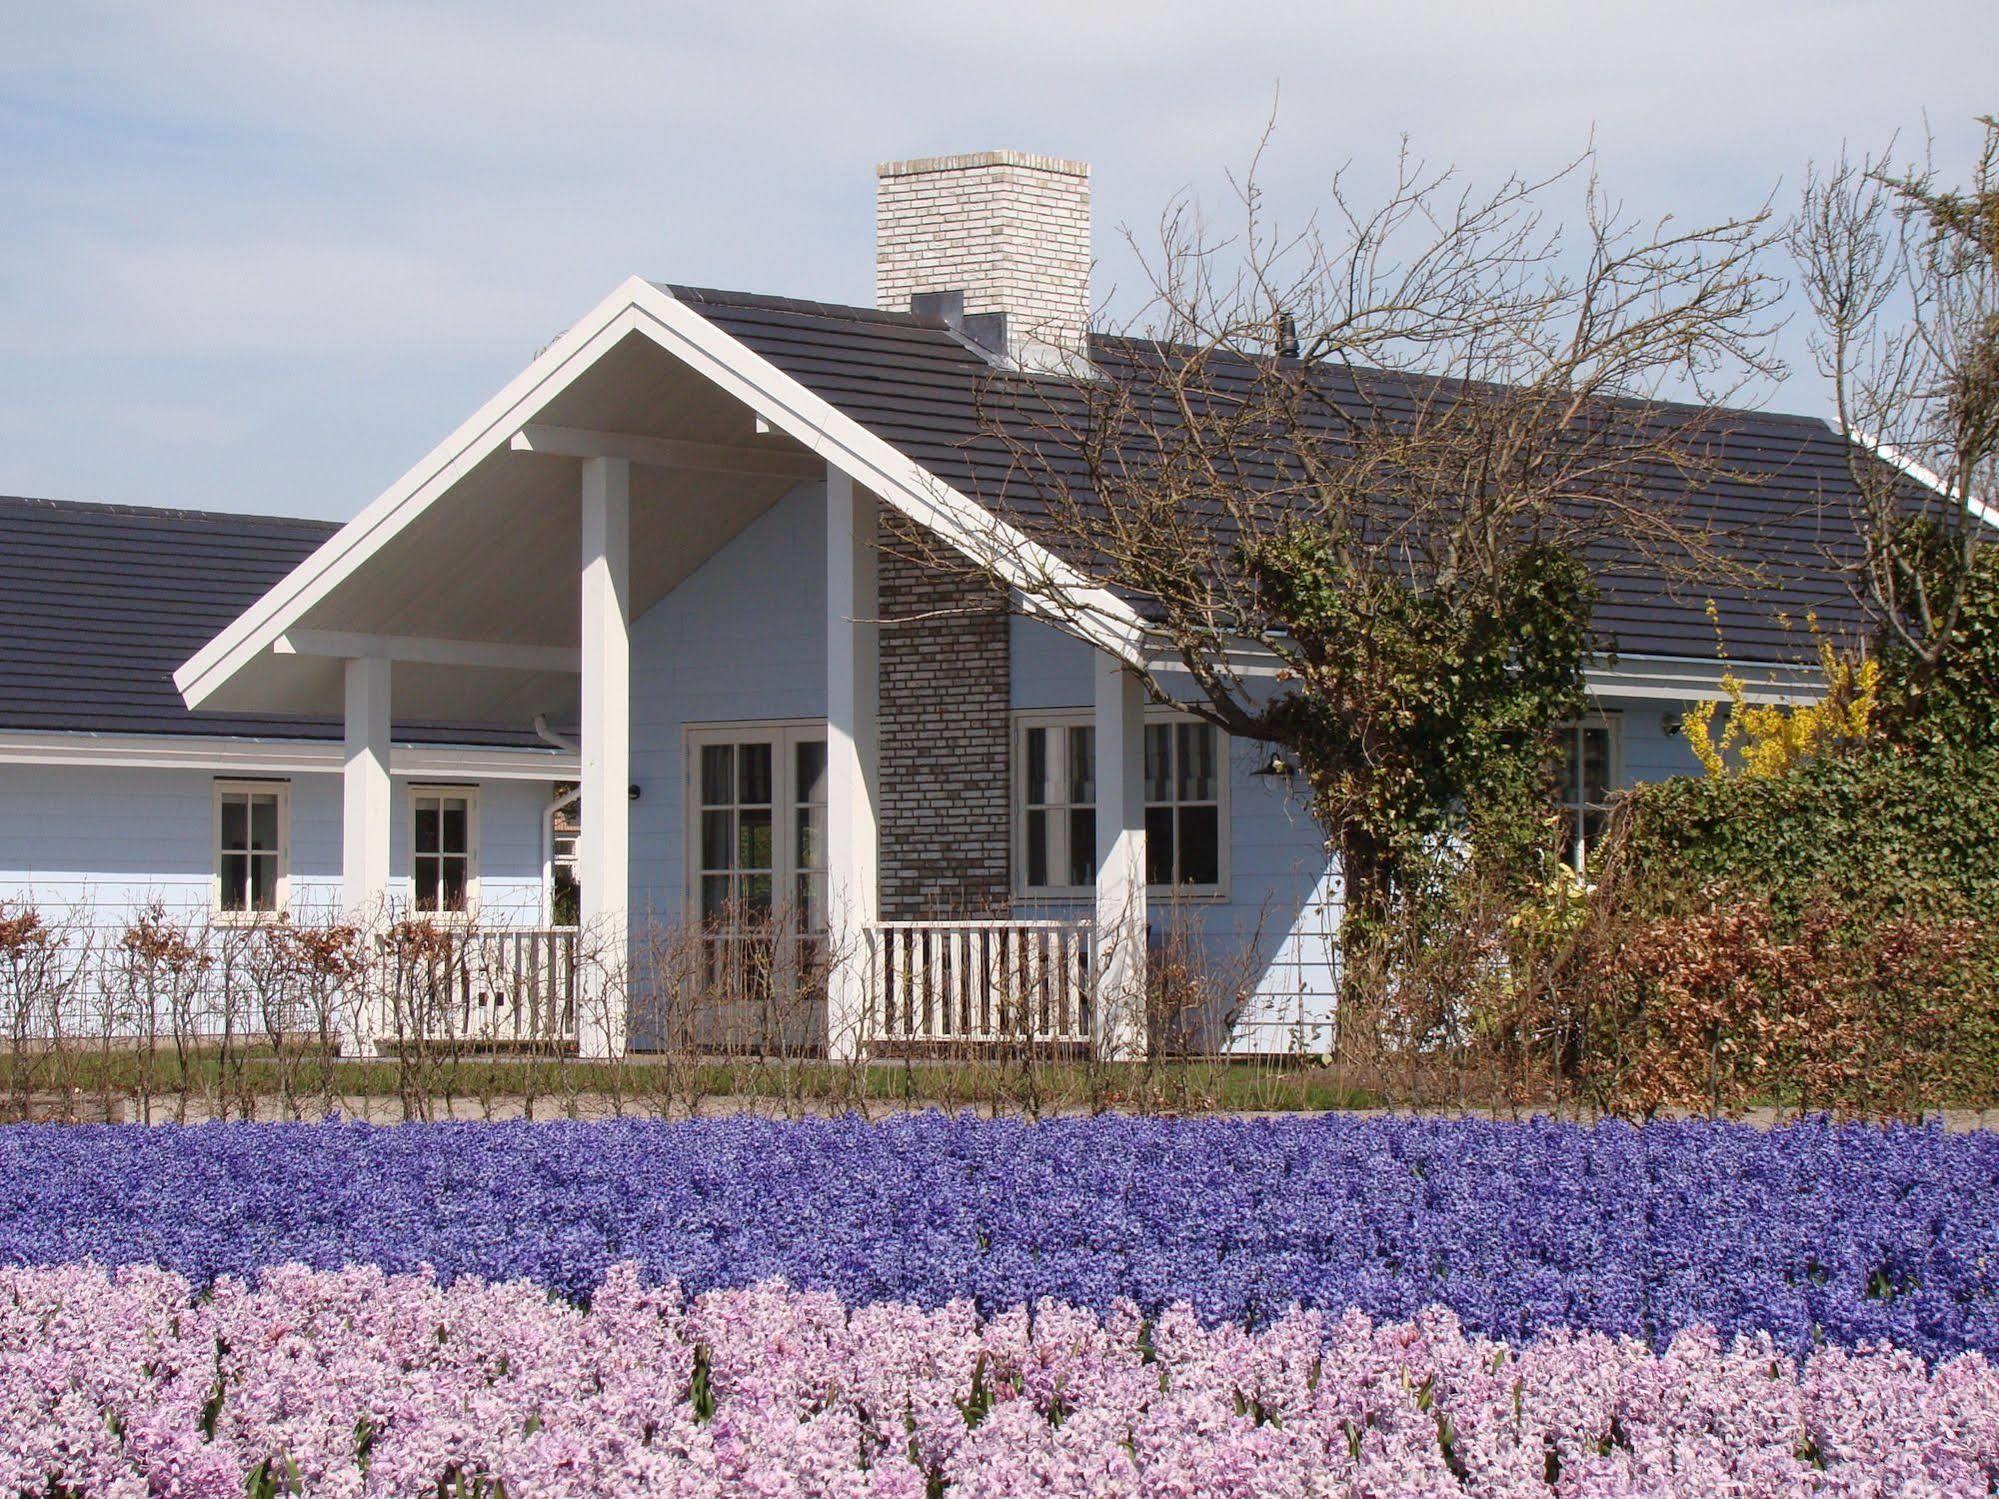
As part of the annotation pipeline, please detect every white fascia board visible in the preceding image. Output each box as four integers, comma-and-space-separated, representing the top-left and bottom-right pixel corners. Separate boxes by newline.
177, 278, 1147, 711
0, 730, 579, 780
1141, 639, 1289, 680
1148, 638, 1828, 705
393, 742, 579, 780
1850, 429, 1999, 532
1586, 656, 1826, 705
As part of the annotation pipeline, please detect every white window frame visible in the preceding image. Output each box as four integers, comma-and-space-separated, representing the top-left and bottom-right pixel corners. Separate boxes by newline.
1012, 709, 1231, 900
212, 779, 290, 921
408, 783, 481, 918
1015, 713, 1101, 896
1557, 713, 1622, 871
681, 719, 828, 931
541, 781, 580, 929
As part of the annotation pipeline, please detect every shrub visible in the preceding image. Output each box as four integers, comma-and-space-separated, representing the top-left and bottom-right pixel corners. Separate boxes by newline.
1682, 638, 1879, 779
1616, 742, 1999, 924
1570, 894, 1998, 1118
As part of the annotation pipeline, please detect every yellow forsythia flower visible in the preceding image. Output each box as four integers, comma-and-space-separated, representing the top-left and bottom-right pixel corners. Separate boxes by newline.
1686, 636, 1877, 780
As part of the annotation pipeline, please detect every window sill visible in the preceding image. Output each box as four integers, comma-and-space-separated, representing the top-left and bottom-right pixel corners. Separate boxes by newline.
1016, 885, 1232, 906
400, 911, 478, 928
212, 909, 289, 928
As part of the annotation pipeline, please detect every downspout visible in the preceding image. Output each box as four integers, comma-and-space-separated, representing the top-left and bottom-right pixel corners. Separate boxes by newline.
532, 714, 578, 754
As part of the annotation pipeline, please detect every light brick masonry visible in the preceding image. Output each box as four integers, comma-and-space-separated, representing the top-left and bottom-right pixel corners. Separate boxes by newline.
875, 150, 1091, 360
870, 149, 1095, 914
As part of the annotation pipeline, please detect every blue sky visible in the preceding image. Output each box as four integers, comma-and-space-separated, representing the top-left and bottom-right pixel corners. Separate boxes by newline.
2, 1, 1993, 519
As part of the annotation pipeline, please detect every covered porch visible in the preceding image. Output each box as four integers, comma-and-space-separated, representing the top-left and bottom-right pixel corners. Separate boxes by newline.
173, 285, 1151, 1060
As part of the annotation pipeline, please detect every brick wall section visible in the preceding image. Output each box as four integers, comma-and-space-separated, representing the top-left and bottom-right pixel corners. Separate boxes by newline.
876, 521, 1012, 919
872, 148, 1074, 912
875, 151, 1091, 360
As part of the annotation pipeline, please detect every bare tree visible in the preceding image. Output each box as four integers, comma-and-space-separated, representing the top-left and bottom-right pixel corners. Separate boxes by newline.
940, 134, 1784, 946
1791, 115, 1999, 674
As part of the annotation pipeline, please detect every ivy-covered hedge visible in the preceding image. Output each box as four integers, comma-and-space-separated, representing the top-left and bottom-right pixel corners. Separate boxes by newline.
1616, 743, 1999, 922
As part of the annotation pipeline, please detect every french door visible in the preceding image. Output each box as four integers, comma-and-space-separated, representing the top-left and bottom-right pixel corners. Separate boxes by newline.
687, 723, 828, 1044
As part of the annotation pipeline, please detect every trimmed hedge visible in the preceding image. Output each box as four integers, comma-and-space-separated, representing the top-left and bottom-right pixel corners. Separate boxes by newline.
1617, 743, 1999, 922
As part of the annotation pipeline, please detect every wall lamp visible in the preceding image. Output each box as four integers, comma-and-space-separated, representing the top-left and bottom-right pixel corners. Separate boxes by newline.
1251, 748, 1300, 780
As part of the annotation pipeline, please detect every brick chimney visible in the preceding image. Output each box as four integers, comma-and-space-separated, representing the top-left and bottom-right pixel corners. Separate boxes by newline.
875, 150, 1091, 370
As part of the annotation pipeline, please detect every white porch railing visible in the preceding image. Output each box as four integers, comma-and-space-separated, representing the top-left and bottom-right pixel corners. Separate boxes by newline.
7, 923, 580, 1052
867, 919, 1094, 1046
377, 926, 578, 1048
14, 918, 1114, 1055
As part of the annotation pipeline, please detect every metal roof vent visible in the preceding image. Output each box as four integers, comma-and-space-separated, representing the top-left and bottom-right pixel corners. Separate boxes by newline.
908, 289, 1010, 363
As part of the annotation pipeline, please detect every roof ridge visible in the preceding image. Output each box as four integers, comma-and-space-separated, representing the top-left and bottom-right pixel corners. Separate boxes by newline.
1082, 333, 1838, 432
0, 493, 336, 531
657, 283, 951, 331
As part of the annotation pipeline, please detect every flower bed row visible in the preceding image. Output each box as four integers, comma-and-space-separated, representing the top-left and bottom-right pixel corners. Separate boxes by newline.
7, 1262, 1996, 1498
4, 1114, 1997, 1360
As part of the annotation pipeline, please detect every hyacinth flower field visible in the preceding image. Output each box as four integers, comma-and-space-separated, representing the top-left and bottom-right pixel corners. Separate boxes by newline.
4, 1116, 1999, 1495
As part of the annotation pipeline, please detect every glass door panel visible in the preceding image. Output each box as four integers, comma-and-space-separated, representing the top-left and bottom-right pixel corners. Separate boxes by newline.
688, 727, 828, 1038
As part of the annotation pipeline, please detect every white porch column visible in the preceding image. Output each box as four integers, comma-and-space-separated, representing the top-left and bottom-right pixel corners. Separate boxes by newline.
824, 464, 880, 1062
578, 454, 631, 1060
342, 656, 392, 1054
1094, 653, 1149, 1061
342, 657, 393, 915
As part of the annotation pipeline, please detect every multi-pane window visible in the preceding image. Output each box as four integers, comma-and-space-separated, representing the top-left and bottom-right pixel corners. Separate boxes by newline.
691, 725, 829, 931
1556, 718, 1618, 870
547, 783, 580, 927
215, 782, 286, 915
687, 723, 828, 1007
793, 739, 828, 935
1144, 721, 1222, 888
1022, 723, 1096, 890
698, 740, 776, 925
1017, 716, 1227, 894
411, 788, 476, 913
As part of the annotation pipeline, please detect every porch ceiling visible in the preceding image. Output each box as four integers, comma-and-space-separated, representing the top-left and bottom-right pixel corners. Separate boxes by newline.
197, 332, 816, 725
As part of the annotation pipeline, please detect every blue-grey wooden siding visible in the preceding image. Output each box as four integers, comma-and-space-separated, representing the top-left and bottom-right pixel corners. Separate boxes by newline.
0, 767, 549, 925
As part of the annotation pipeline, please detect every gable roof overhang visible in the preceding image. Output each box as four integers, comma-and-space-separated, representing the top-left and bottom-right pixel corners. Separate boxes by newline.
174, 278, 1147, 724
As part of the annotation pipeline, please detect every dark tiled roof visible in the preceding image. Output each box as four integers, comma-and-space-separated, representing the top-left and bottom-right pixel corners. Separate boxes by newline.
4, 288, 1910, 747
666, 284, 1893, 664
0, 496, 541, 746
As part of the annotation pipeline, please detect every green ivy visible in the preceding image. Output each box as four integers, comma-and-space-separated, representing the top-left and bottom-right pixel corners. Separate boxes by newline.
1622, 526, 1999, 924
1248, 531, 1597, 937
1619, 741, 1999, 923
1877, 525, 1999, 753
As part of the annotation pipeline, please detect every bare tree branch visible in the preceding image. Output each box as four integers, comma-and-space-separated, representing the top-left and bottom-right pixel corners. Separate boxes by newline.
1791, 116, 1999, 665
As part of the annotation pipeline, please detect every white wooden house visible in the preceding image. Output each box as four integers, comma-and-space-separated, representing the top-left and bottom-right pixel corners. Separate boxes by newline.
1, 151, 1879, 1058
